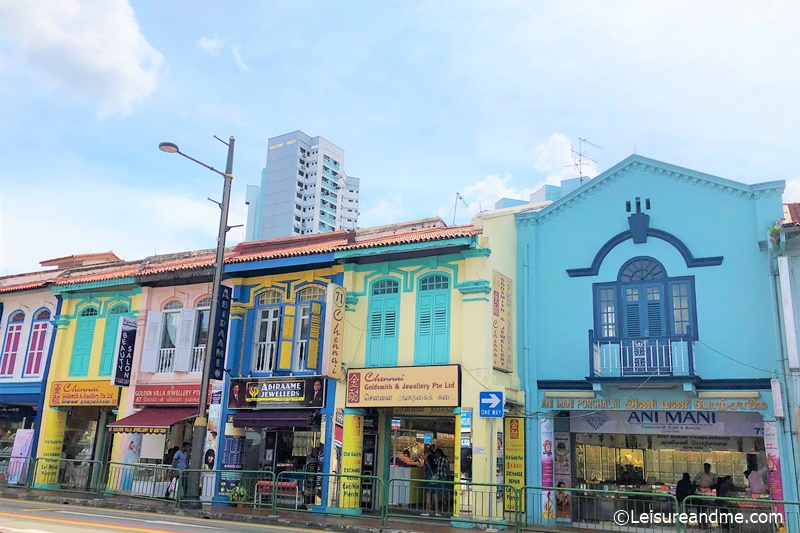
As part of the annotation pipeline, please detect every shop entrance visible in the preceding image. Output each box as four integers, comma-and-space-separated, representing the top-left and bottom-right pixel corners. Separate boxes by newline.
388, 415, 455, 515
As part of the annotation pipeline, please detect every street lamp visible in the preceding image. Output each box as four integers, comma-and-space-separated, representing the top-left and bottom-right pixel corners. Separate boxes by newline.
158, 136, 235, 501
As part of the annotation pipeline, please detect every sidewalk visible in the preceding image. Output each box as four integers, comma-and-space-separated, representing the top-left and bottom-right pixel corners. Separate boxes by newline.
0, 487, 593, 533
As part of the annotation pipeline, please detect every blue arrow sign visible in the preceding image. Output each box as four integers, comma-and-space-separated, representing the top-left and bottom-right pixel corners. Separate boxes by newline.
479, 391, 504, 418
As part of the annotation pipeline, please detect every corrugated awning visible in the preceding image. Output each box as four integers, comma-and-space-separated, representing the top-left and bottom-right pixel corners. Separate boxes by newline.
233, 410, 311, 429
107, 407, 197, 434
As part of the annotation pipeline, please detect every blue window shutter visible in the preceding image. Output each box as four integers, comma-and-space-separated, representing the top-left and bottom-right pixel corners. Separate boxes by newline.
646, 301, 663, 337
366, 297, 383, 367
623, 287, 641, 338
381, 294, 399, 366
99, 314, 120, 376
431, 291, 449, 364
70, 315, 97, 377
416, 293, 433, 365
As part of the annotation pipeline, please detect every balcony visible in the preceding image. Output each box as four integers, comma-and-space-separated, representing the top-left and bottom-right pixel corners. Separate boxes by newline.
252, 341, 277, 373
156, 348, 175, 373
190, 346, 205, 373
588, 330, 695, 379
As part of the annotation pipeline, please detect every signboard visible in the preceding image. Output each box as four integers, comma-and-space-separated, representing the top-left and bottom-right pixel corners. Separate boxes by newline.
386, 407, 455, 417
133, 384, 209, 405
570, 410, 764, 436
763, 421, 785, 519
109, 425, 169, 435
111, 316, 137, 387
222, 435, 245, 470
504, 418, 525, 511
479, 391, 504, 418
208, 284, 233, 381
540, 418, 555, 520
492, 271, 513, 373
345, 365, 461, 408
50, 380, 119, 406
322, 283, 345, 380
542, 395, 768, 412
7, 429, 33, 485
228, 376, 325, 409
460, 408, 472, 432
553, 432, 571, 521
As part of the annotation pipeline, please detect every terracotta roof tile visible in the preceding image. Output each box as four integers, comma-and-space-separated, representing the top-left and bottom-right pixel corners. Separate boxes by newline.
40, 251, 121, 267
341, 225, 481, 250
54, 264, 143, 286
0, 280, 49, 293
784, 203, 800, 227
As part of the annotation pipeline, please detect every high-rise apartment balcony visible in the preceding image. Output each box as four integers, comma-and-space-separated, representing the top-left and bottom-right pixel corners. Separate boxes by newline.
588, 330, 695, 378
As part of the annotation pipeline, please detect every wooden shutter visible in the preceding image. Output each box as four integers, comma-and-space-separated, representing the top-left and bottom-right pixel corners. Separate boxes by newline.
367, 298, 384, 367
431, 291, 449, 364
416, 293, 433, 365
646, 301, 663, 337
306, 302, 322, 370
99, 314, 121, 376
140, 311, 163, 373
623, 288, 641, 338
381, 294, 399, 366
173, 308, 197, 372
277, 305, 295, 370
69, 315, 96, 376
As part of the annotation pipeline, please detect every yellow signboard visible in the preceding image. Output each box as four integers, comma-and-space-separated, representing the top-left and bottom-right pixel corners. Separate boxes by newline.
339, 413, 363, 508
346, 365, 460, 408
50, 380, 120, 406
504, 417, 526, 511
322, 284, 346, 380
492, 271, 513, 373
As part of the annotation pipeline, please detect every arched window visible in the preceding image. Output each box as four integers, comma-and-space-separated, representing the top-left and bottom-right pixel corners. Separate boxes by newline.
618, 257, 666, 282
0, 311, 25, 376
415, 274, 450, 365
367, 279, 400, 367
109, 304, 129, 315
70, 307, 98, 376
297, 285, 325, 302
196, 297, 212, 309
163, 300, 183, 311
292, 285, 325, 372
99, 304, 130, 377
25, 308, 51, 376
257, 290, 282, 305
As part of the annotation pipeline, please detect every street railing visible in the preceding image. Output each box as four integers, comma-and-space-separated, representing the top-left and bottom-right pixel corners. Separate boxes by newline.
274, 470, 384, 521
177, 468, 277, 508
30, 457, 103, 494
0, 454, 31, 488
103, 462, 180, 501
682, 494, 797, 533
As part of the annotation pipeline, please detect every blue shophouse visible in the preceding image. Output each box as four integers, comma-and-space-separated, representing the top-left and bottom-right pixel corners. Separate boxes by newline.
514, 155, 798, 526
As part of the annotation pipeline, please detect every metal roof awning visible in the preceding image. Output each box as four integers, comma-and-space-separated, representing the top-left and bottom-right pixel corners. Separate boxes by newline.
107, 407, 197, 434
233, 410, 311, 429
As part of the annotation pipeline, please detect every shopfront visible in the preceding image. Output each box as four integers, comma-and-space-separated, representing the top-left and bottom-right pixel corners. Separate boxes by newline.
344, 364, 462, 515
538, 391, 781, 527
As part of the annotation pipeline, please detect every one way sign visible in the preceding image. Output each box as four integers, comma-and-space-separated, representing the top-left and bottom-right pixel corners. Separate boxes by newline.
479, 390, 504, 418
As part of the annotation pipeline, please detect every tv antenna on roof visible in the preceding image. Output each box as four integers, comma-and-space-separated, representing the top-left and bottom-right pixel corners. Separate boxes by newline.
567, 138, 602, 184
452, 192, 469, 226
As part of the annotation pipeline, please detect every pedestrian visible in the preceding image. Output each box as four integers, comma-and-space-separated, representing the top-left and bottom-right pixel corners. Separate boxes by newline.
693, 463, 717, 530
421, 452, 438, 516
434, 449, 451, 515
166, 442, 189, 499
675, 473, 694, 506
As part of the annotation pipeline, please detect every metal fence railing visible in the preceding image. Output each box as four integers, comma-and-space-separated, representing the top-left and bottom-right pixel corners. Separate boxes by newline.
103, 462, 180, 501
176, 468, 277, 508
0, 454, 31, 488
275, 470, 384, 521
682, 494, 797, 533
30, 457, 103, 494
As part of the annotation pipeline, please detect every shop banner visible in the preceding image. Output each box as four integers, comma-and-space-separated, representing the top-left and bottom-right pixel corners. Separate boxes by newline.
204, 382, 223, 470
345, 365, 460, 408
208, 284, 232, 381
50, 380, 119, 406
554, 432, 571, 522
7, 429, 33, 485
504, 418, 525, 511
540, 418, 555, 521
111, 316, 138, 387
460, 408, 472, 433
570, 410, 764, 436
492, 271, 513, 373
763, 421, 785, 521
222, 434, 245, 470
228, 376, 325, 409
133, 384, 212, 405
37, 409, 66, 485
339, 413, 363, 509
322, 284, 345, 380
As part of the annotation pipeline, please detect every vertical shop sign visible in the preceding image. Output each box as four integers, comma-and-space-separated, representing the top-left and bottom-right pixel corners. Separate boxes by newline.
7, 429, 33, 485
322, 284, 345, 380
339, 413, 363, 509
491, 271, 513, 372
202, 381, 224, 500
504, 418, 525, 511
111, 317, 138, 386
37, 410, 67, 485
553, 432, 571, 521
540, 418, 555, 521
209, 285, 232, 381
763, 421, 785, 520
496, 429, 505, 510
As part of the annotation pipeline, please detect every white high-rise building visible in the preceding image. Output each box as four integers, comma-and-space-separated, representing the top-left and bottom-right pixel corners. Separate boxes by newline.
245, 131, 361, 241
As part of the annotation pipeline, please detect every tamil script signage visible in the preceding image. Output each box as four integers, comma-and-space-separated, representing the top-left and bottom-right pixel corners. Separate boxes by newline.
492, 271, 513, 373
322, 284, 345, 380
50, 380, 119, 406
542, 395, 769, 412
111, 317, 138, 387
228, 376, 325, 409
133, 384, 209, 406
345, 365, 461, 408
209, 284, 233, 381
570, 410, 764, 436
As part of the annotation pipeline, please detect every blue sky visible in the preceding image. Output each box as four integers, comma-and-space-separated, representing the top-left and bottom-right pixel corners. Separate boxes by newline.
1, 0, 799, 274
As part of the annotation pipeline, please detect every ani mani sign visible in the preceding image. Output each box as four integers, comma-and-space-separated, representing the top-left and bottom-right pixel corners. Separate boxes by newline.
492, 271, 513, 373
322, 283, 345, 380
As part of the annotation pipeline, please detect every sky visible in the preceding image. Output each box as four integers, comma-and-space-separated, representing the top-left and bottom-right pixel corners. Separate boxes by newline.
1, 1, 799, 275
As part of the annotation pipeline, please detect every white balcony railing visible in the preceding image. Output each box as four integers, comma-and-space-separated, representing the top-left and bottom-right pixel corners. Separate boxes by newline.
252, 341, 277, 373
190, 346, 205, 373
590, 336, 694, 378
156, 348, 175, 374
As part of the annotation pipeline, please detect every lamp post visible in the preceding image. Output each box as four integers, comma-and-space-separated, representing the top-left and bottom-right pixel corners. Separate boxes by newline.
158, 136, 235, 500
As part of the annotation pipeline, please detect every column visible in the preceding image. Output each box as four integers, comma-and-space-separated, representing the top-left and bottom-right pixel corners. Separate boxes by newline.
36, 408, 67, 487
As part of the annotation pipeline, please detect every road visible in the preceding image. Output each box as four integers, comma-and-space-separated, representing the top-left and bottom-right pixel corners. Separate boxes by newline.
0, 498, 318, 533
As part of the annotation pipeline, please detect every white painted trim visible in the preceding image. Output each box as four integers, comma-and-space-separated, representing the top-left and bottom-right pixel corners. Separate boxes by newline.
778, 256, 800, 370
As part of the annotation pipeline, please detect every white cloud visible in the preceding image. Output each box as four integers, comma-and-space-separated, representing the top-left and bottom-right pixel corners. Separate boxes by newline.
359, 196, 407, 228
784, 178, 800, 203
534, 133, 598, 186
231, 45, 250, 72
197, 36, 223, 58
451, 174, 537, 222
0, 0, 164, 118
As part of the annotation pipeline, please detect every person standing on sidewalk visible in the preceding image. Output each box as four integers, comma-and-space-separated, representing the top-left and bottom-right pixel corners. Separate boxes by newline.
167, 442, 189, 499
